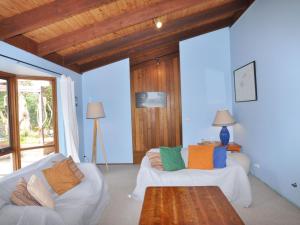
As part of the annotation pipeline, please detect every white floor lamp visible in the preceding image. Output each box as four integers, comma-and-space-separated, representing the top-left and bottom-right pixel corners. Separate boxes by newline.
86, 102, 109, 170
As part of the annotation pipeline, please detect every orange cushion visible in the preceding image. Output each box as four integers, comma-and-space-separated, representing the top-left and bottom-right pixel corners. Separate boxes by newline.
43, 159, 81, 195
188, 145, 214, 169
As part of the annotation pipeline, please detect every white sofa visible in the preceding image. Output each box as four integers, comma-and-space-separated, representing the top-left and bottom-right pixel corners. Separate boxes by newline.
0, 153, 109, 225
132, 148, 252, 207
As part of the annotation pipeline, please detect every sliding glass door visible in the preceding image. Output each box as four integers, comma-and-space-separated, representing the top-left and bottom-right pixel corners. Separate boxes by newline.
0, 73, 58, 178
17, 78, 58, 168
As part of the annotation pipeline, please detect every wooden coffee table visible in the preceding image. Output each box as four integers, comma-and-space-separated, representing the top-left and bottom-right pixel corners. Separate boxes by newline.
139, 186, 245, 225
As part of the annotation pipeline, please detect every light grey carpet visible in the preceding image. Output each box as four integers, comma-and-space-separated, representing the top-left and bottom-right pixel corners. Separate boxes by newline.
98, 165, 300, 225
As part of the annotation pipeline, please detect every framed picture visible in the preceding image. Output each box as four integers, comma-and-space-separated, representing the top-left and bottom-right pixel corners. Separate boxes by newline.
234, 61, 257, 102
135, 92, 167, 108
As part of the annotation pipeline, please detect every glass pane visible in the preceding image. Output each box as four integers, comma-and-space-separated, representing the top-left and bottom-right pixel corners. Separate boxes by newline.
20, 147, 55, 168
18, 80, 54, 148
0, 79, 10, 149
0, 153, 13, 179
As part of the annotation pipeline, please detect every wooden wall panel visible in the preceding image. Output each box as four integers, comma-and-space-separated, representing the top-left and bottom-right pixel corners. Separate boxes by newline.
130, 51, 182, 164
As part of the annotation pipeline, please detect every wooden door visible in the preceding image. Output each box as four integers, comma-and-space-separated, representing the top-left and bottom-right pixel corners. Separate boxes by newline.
130, 53, 182, 163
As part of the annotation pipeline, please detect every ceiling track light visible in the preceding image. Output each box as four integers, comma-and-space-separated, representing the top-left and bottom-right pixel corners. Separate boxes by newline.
154, 18, 163, 29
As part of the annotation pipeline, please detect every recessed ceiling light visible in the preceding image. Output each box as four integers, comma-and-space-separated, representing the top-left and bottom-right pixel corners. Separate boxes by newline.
154, 18, 163, 29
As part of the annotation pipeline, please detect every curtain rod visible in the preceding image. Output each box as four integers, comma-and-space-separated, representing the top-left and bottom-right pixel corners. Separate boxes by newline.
0, 54, 62, 76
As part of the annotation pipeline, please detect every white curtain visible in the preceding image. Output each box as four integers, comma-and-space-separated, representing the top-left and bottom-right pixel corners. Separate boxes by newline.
59, 75, 80, 162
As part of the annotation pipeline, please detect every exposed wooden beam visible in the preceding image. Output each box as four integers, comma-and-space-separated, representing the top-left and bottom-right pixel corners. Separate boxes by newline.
5, 35, 81, 74
38, 0, 212, 55
79, 17, 233, 72
0, 0, 115, 40
6, 35, 38, 54
44, 53, 81, 73
230, 0, 254, 26
65, 0, 247, 65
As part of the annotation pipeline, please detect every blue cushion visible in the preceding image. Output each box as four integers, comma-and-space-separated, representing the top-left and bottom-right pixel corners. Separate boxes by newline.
213, 146, 227, 168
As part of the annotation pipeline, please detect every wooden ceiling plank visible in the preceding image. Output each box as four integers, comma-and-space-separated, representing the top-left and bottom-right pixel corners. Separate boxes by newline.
65, 0, 247, 65
79, 17, 233, 72
0, 0, 115, 40
79, 14, 233, 66
38, 0, 215, 56
130, 42, 179, 66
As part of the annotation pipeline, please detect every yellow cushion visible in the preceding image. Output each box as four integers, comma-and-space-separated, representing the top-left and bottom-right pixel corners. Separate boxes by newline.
188, 145, 214, 169
43, 159, 81, 195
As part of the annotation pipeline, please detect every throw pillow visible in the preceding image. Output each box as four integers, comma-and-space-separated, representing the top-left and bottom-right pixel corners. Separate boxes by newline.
160, 146, 185, 171
214, 146, 227, 168
27, 175, 55, 208
66, 156, 85, 180
10, 177, 41, 206
43, 159, 81, 195
188, 145, 214, 169
52, 156, 85, 181
146, 152, 163, 170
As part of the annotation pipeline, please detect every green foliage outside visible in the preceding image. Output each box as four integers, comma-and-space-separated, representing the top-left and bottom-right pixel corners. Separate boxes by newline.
0, 91, 8, 141
19, 80, 54, 146
0, 80, 54, 147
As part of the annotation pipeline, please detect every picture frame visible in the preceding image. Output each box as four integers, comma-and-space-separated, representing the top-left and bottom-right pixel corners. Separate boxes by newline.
233, 61, 257, 102
135, 92, 167, 108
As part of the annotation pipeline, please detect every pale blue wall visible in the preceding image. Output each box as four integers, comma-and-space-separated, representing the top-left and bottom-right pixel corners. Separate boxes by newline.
179, 28, 233, 147
230, 0, 300, 207
81, 59, 133, 163
0, 41, 84, 156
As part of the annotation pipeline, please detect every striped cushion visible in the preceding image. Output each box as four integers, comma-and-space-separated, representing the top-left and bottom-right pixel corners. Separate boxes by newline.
10, 177, 41, 206
66, 156, 85, 180
146, 152, 163, 170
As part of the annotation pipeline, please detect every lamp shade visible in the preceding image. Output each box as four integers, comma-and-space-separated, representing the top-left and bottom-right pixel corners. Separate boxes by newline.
86, 102, 105, 119
212, 110, 235, 127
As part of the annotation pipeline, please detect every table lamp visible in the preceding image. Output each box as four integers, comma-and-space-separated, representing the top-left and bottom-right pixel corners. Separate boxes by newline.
86, 102, 108, 170
212, 110, 236, 146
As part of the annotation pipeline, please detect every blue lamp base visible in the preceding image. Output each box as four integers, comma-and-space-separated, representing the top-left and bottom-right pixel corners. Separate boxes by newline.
220, 126, 230, 146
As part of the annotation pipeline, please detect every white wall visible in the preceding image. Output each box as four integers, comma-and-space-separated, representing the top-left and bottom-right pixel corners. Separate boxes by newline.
179, 28, 233, 147
230, 0, 300, 207
81, 59, 133, 163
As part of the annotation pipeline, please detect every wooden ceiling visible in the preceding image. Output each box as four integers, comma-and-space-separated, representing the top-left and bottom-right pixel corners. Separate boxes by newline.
0, 0, 254, 74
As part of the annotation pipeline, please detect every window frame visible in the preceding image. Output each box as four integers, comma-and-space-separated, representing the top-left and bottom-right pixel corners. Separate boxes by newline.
0, 72, 15, 157
0, 72, 59, 170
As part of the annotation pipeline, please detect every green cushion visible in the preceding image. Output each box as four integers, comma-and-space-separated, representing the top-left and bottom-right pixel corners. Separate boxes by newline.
160, 146, 185, 171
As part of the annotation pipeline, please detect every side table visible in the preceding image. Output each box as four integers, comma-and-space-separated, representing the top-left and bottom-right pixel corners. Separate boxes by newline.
197, 141, 241, 152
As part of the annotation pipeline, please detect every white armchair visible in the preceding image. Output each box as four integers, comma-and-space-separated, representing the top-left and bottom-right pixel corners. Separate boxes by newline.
0, 153, 109, 225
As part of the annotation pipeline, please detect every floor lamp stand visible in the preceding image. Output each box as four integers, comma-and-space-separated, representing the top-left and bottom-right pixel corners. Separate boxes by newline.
92, 118, 109, 171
